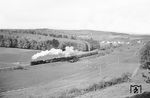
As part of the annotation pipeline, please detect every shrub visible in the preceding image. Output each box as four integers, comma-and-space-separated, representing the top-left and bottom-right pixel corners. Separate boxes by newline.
13, 66, 26, 70
139, 41, 150, 69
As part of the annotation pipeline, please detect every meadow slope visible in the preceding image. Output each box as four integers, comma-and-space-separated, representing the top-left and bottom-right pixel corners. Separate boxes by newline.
0, 38, 145, 98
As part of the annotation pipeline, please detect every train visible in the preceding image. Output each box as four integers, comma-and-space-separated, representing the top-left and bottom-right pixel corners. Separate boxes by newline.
30, 50, 98, 66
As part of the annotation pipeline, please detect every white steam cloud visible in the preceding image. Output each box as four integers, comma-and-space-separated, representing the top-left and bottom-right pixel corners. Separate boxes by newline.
32, 46, 83, 60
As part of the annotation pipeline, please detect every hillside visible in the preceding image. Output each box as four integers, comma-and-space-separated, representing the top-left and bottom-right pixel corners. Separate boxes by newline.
0, 29, 150, 98
0, 36, 147, 98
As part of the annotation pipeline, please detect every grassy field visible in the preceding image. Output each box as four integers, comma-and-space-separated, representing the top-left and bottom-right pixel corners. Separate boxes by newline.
0, 47, 39, 68
0, 41, 145, 98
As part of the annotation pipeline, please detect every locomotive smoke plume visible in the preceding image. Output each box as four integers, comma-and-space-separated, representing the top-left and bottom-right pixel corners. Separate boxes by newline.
32, 46, 83, 60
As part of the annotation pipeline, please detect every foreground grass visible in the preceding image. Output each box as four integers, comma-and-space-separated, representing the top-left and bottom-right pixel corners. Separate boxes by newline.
47, 73, 131, 98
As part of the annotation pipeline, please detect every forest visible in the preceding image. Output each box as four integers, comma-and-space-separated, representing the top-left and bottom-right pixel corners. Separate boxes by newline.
0, 29, 100, 51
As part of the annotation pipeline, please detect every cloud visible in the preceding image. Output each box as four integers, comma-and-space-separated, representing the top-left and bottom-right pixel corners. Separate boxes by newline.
0, 0, 150, 34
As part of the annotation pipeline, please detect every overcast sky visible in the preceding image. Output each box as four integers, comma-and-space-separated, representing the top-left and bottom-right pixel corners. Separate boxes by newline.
0, 0, 150, 34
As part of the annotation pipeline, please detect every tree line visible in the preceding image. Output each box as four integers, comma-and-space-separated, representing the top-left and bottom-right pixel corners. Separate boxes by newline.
0, 29, 100, 51
0, 34, 88, 51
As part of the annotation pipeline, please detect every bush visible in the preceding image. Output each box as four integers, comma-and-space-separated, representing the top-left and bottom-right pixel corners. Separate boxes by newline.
13, 66, 26, 70
139, 41, 150, 69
